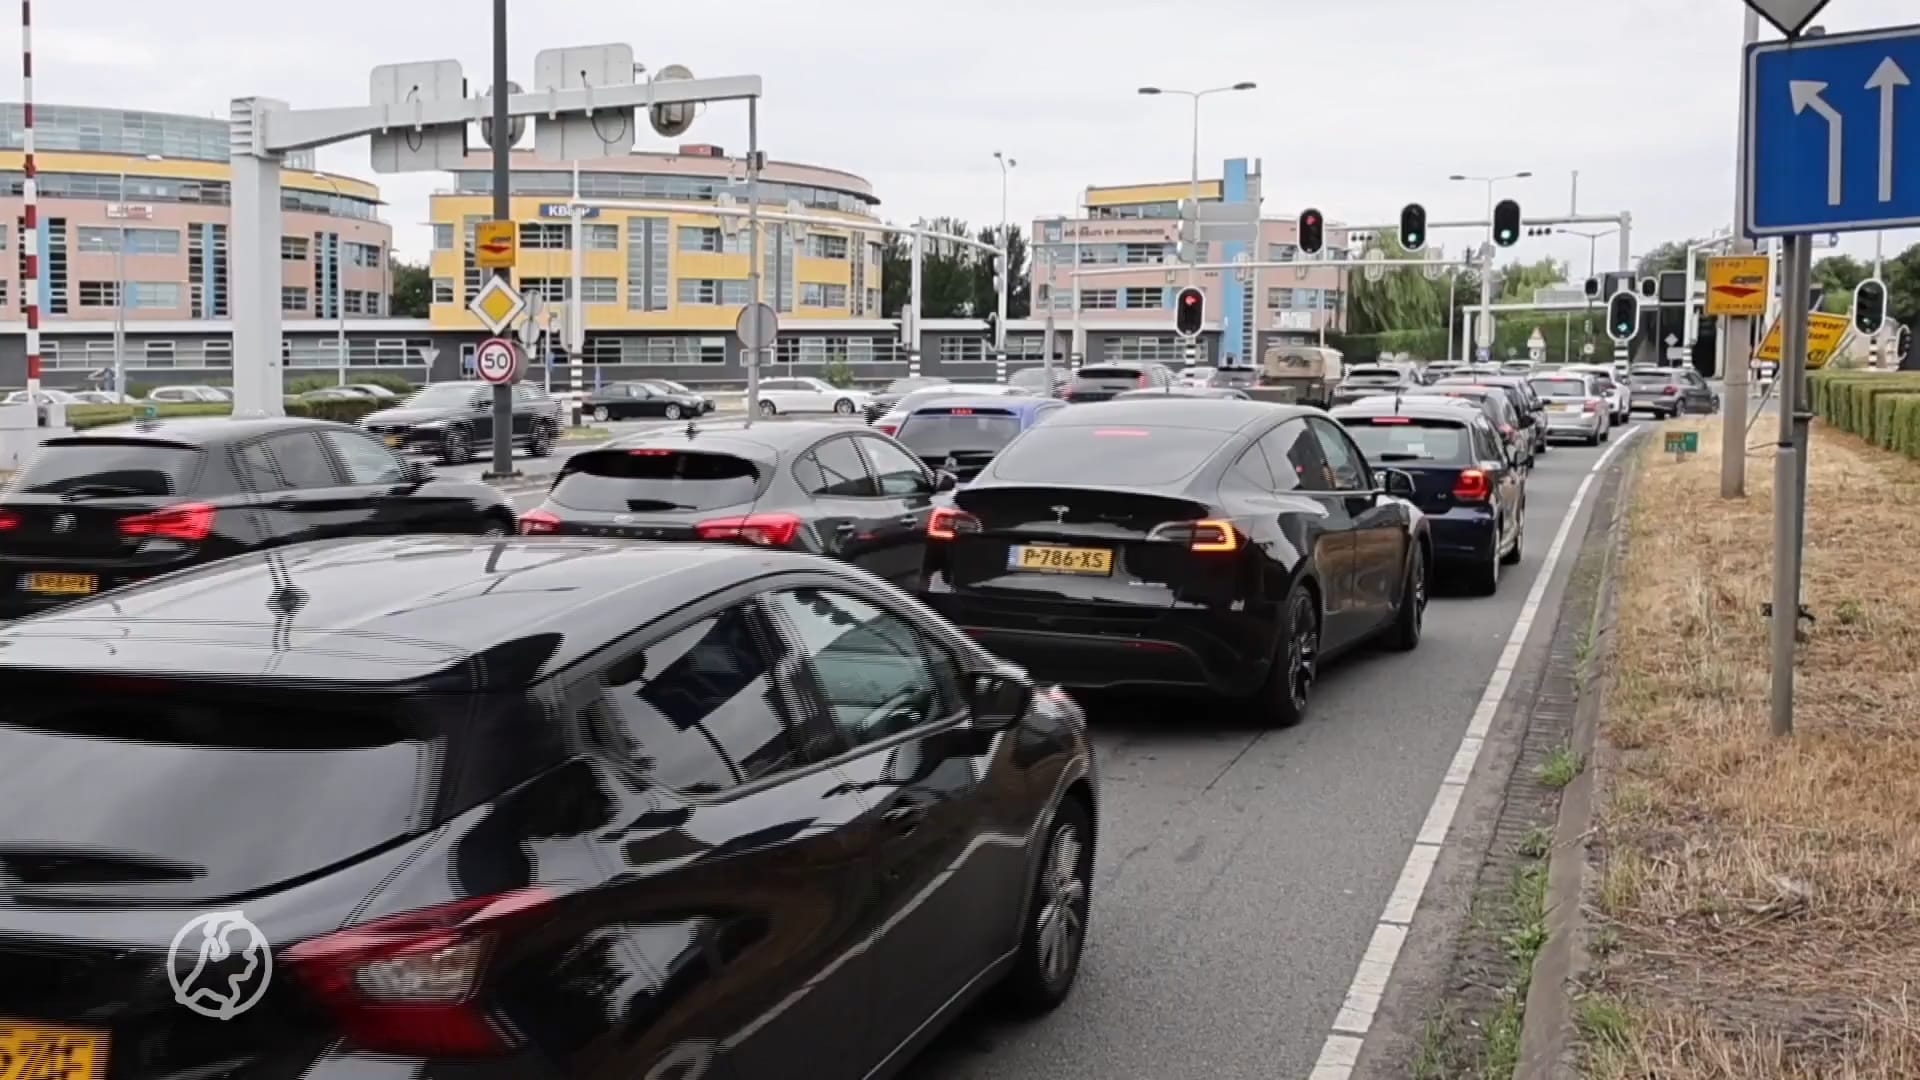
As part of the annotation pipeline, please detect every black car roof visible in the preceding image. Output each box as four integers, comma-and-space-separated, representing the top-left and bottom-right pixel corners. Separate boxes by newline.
603, 419, 846, 456
46, 415, 345, 447
0, 537, 826, 690
1332, 397, 1483, 423
1046, 398, 1307, 431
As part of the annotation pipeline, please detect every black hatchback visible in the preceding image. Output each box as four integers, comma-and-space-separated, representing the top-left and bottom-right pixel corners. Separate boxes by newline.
0, 536, 1097, 1080
0, 416, 517, 619
519, 419, 956, 587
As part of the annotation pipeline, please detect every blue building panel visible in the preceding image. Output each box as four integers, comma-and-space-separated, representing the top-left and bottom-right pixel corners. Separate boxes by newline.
1220, 159, 1250, 367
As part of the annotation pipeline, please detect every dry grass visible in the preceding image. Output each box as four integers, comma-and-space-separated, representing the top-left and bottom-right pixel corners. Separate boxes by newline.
1591, 417, 1920, 1077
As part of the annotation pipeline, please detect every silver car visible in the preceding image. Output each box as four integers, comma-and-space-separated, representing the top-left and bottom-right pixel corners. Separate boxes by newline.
1528, 372, 1611, 445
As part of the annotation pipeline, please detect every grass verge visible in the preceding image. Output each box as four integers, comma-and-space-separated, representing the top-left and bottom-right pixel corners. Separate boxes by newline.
561, 426, 614, 442
1587, 416, 1920, 1077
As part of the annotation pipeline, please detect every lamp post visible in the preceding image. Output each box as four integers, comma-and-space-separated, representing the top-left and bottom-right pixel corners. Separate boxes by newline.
312, 173, 350, 386
111, 153, 164, 400
992, 151, 1015, 357
1449, 170, 1532, 362
1138, 81, 1256, 284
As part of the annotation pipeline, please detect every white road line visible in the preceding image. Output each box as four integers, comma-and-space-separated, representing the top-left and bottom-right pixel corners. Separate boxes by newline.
1309, 428, 1640, 1077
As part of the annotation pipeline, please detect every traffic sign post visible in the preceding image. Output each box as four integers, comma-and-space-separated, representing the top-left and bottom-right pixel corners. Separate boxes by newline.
1704, 254, 1771, 316
475, 221, 517, 269
468, 276, 528, 336
474, 337, 522, 385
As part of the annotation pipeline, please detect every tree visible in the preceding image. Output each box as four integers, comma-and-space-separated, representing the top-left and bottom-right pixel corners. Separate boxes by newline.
874, 218, 1027, 319
1492, 257, 1566, 303
1635, 241, 1694, 278
389, 257, 431, 317
970, 223, 1030, 320
1811, 254, 1871, 314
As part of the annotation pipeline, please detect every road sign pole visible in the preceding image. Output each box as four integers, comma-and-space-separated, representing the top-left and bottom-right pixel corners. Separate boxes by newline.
745, 97, 763, 425
484, 0, 516, 480
1724, 7, 1762, 498
1768, 233, 1813, 738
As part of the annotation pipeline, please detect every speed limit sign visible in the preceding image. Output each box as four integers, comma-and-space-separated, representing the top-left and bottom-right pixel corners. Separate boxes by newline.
475, 337, 521, 385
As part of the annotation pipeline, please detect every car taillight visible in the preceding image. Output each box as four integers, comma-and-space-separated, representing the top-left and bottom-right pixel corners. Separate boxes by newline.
696, 512, 801, 546
1583, 398, 1601, 413
928, 506, 980, 540
519, 509, 560, 535
627, 448, 672, 456
0, 509, 16, 531
118, 502, 215, 541
1370, 417, 1411, 424
1498, 423, 1514, 436
1663, 385, 1678, 395
1148, 519, 1240, 552
878, 423, 898, 436
1453, 469, 1491, 500
284, 887, 550, 1057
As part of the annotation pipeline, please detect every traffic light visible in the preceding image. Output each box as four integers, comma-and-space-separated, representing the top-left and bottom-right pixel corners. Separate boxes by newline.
1897, 325, 1913, 366
1853, 279, 1888, 336
1298, 209, 1324, 256
1583, 277, 1601, 301
1607, 290, 1639, 343
1638, 277, 1659, 299
983, 311, 998, 343
1492, 199, 1521, 246
1399, 203, 1426, 251
1174, 286, 1206, 337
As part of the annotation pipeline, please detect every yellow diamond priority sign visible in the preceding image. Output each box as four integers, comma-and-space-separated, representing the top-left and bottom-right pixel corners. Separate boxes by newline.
468, 275, 527, 336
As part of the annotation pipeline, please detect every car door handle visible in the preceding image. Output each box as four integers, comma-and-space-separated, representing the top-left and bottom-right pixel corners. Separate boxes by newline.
882, 806, 927, 833
896, 513, 922, 525
834, 522, 857, 534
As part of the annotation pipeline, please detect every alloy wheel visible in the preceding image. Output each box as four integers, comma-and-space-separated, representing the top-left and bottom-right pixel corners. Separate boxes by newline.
1034, 822, 1087, 989
1287, 592, 1319, 713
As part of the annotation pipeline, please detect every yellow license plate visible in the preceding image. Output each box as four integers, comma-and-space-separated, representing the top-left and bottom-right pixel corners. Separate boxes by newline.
1009, 545, 1113, 575
385, 435, 403, 448
1556, 403, 1583, 412
21, 573, 97, 596
0, 1019, 110, 1080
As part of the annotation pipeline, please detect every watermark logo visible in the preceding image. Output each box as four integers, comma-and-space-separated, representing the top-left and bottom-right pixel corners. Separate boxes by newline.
167, 910, 273, 1020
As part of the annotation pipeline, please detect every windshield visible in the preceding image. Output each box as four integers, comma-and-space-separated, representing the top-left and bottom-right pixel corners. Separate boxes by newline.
11, 441, 204, 497
550, 448, 765, 513
406, 383, 483, 409
897, 411, 1023, 457
991, 424, 1226, 486
1343, 418, 1473, 463
1530, 379, 1589, 398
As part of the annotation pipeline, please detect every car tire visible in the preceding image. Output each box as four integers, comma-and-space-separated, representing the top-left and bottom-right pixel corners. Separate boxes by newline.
664, 403, 682, 420
1471, 530, 1503, 594
479, 516, 512, 538
1501, 506, 1525, 566
1257, 581, 1319, 728
1600, 424, 1611, 443
441, 425, 472, 466
999, 796, 1093, 1017
759, 400, 779, 417
1386, 544, 1428, 652
834, 398, 856, 415
592, 405, 611, 423
528, 422, 557, 458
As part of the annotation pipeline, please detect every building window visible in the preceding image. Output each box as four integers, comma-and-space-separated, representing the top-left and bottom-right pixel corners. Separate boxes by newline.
804, 234, 849, 260
521, 277, 570, 302
1101, 336, 1193, 364
581, 277, 618, 304
519, 223, 569, 250
1121, 287, 1163, 309
676, 278, 749, 306
1268, 243, 1297, 262
145, 340, 176, 360
344, 290, 366, 315
1079, 289, 1118, 310
432, 223, 454, 251
78, 280, 119, 306
584, 223, 619, 250
0, 280, 8, 308
866, 288, 881, 313
282, 286, 309, 311
75, 226, 118, 253
127, 281, 181, 309
345, 241, 382, 267
801, 283, 848, 308
431, 278, 454, 304
938, 338, 989, 364
677, 225, 722, 253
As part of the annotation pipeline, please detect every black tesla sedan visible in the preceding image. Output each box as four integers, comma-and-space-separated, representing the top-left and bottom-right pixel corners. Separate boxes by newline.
921, 399, 1431, 726
0, 416, 517, 619
519, 419, 955, 588
0, 536, 1097, 1080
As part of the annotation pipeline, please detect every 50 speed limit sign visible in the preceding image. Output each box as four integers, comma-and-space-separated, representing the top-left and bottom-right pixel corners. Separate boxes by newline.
474, 337, 522, 385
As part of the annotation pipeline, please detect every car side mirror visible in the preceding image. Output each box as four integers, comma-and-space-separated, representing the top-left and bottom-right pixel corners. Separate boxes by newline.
968, 666, 1034, 732
934, 470, 959, 493
1380, 468, 1417, 499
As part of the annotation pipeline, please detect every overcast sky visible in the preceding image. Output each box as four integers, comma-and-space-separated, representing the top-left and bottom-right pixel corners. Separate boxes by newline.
10, 0, 1918, 273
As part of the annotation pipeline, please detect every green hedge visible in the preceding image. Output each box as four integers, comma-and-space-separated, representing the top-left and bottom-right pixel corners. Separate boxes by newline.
1809, 371, 1920, 461
65, 397, 387, 431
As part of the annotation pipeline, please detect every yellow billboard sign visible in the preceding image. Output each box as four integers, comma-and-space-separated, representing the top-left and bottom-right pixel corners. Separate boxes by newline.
1755, 311, 1852, 370
1703, 255, 1770, 317
474, 221, 517, 269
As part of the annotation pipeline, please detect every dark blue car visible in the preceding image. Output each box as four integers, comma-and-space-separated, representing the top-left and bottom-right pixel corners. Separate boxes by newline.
1331, 395, 1526, 596
895, 393, 1065, 483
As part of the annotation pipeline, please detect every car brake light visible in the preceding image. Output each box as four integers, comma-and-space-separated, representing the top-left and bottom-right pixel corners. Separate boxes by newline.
1453, 469, 1491, 500
1370, 416, 1411, 424
0, 510, 16, 531
627, 448, 672, 456
1137, 373, 1150, 387
1148, 519, 1240, 552
878, 424, 898, 436
927, 506, 979, 540
1583, 398, 1601, 412
1498, 423, 1514, 435
1663, 385, 1678, 395
284, 887, 550, 1057
118, 502, 215, 541
696, 512, 801, 546
519, 509, 560, 535
1092, 428, 1151, 437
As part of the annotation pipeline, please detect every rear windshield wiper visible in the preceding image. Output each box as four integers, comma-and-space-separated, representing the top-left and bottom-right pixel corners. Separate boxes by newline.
58, 483, 150, 501
1376, 452, 1432, 462
622, 499, 697, 511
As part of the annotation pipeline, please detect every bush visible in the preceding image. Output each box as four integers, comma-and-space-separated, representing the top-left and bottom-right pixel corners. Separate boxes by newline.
1810, 371, 1920, 461
63, 396, 386, 431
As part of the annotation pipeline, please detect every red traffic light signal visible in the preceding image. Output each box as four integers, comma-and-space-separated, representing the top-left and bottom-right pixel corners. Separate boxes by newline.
1174, 287, 1206, 337
1299, 209, 1324, 256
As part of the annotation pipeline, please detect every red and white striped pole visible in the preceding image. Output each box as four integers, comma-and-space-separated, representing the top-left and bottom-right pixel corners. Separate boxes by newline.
20, 0, 41, 411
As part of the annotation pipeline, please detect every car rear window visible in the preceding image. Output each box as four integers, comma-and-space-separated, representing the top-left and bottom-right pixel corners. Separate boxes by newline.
990, 425, 1226, 486
896, 411, 1023, 456
550, 448, 765, 513
1530, 379, 1589, 397
1631, 371, 1676, 385
1073, 367, 1144, 381
12, 441, 204, 497
1345, 367, 1402, 381
1342, 417, 1472, 463
0, 692, 437, 902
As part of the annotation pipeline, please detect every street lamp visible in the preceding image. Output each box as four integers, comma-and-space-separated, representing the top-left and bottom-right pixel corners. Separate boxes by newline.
1450, 171, 1532, 362
993, 151, 1016, 354
312, 173, 350, 386
111, 153, 165, 400
1139, 81, 1257, 283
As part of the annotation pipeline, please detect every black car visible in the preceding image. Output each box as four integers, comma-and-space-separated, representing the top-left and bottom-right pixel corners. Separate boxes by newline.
0, 536, 1097, 1080
894, 395, 1068, 482
1332, 397, 1526, 594
867, 376, 952, 422
360, 381, 563, 465
520, 419, 955, 587
584, 380, 707, 422
1411, 384, 1535, 466
1111, 387, 1254, 400
0, 416, 516, 619
634, 378, 716, 414
921, 399, 1430, 726
1437, 376, 1547, 457
1063, 363, 1177, 403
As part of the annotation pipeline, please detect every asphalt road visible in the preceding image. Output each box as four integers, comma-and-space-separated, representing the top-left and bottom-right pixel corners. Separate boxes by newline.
880, 426, 1642, 1080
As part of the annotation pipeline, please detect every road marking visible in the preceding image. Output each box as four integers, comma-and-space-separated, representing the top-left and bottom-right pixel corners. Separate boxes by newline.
1308, 428, 1640, 1079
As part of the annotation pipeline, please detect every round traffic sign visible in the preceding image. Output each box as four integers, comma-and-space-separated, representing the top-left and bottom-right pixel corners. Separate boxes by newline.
475, 337, 521, 385
735, 302, 779, 351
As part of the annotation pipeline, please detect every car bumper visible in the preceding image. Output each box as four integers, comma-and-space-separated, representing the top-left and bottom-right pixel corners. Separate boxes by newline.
1543, 411, 1604, 438
1629, 395, 1681, 413
920, 587, 1269, 696
0, 558, 192, 618
1425, 509, 1499, 565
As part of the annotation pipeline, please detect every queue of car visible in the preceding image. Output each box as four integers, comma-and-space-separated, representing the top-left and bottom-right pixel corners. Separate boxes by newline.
0, 356, 1660, 1080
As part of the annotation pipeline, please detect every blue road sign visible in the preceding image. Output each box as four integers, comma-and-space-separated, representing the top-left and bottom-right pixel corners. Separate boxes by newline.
1745, 23, 1920, 236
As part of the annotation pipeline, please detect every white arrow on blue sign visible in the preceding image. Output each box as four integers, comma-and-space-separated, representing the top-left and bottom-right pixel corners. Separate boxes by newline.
1744, 23, 1920, 236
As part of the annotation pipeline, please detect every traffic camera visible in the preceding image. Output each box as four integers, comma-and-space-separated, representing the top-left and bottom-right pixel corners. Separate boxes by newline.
1298, 209, 1324, 256
1174, 287, 1206, 338
1853, 279, 1888, 336
1607, 291, 1639, 343
1492, 200, 1521, 246
1398, 203, 1426, 251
